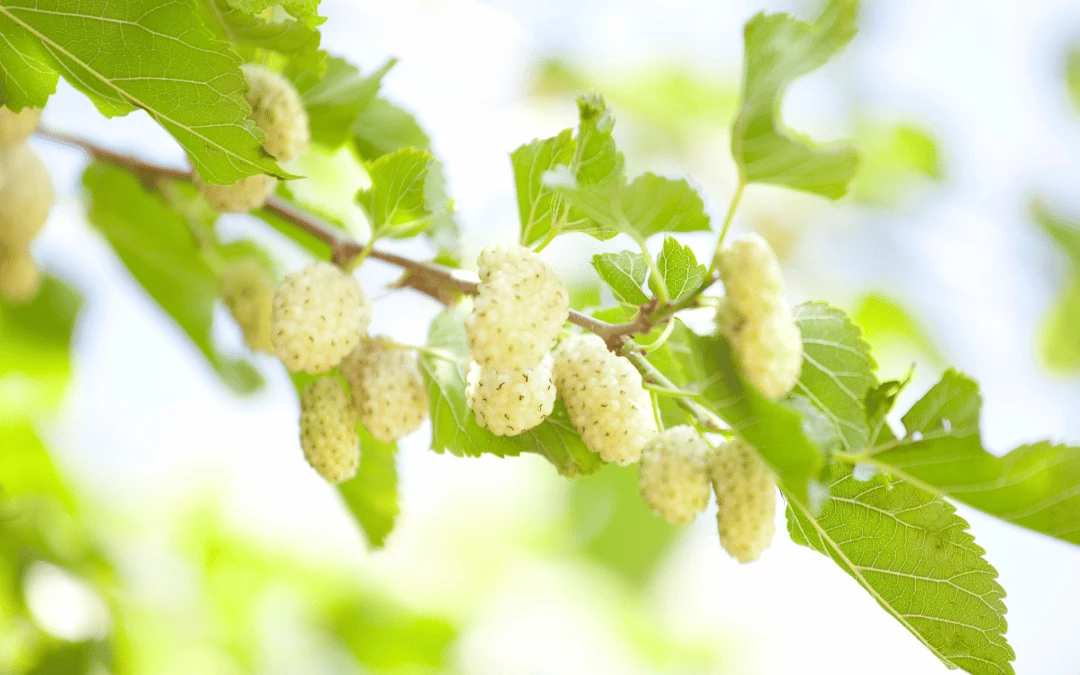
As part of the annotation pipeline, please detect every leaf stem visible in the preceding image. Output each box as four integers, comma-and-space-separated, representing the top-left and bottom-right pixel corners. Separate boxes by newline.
716, 180, 745, 250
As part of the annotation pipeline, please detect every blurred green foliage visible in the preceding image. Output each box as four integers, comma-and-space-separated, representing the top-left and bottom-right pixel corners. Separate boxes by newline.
1032, 198, 1080, 374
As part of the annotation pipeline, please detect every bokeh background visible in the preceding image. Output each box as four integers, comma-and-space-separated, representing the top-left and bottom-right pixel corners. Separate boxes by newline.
6, 0, 1080, 672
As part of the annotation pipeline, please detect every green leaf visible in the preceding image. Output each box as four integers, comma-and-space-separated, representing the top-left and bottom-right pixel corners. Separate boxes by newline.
852, 293, 944, 368
0, 424, 73, 509
1066, 41, 1080, 115
337, 427, 399, 549
1040, 275, 1080, 372
850, 121, 943, 208
0, 0, 289, 183
648, 324, 825, 505
0, 276, 81, 421
792, 302, 878, 453
83, 163, 262, 394
557, 173, 712, 241
786, 464, 1014, 675
196, 0, 322, 67
574, 92, 625, 190
1031, 199, 1080, 373
352, 97, 431, 161
224, 0, 323, 29
591, 251, 649, 306
419, 306, 601, 477
569, 463, 678, 587
295, 57, 395, 148
357, 147, 436, 239
868, 370, 1080, 547
512, 129, 575, 246
655, 237, 706, 302
731, 0, 860, 198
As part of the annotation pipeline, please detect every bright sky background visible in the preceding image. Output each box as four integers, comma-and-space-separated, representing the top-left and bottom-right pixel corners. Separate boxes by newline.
25, 0, 1080, 673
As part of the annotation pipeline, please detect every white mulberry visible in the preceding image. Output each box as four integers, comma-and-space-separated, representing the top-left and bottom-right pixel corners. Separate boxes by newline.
0, 250, 41, 303
716, 233, 802, 400
730, 311, 803, 401
241, 64, 310, 163
638, 425, 712, 524
0, 144, 52, 252
709, 439, 777, 563
221, 259, 275, 353
194, 172, 278, 213
271, 261, 371, 374
466, 356, 556, 436
552, 333, 658, 465
340, 337, 428, 443
467, 245, 568, 372
299, 377, 360, 484
0, 107, 41, 149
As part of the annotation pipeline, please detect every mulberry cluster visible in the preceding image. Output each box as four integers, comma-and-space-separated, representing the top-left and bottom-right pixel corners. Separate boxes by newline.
195, 64, 310, 212
467, 356, 556, 437
271, 261, 371, 374
709, 439, 777, 563
465, 245, 567, 435
0, 111, 51, 303
221, 259, 275, 353
553, 333, 657, 464
341, 337, 428, 443
638, 426, 712, 524
716, 233, 802, 400
299, 377, 360, 484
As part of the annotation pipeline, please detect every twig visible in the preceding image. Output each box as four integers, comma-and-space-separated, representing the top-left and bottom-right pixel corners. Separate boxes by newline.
621, 341, 731, 436
36, 128, 654, 346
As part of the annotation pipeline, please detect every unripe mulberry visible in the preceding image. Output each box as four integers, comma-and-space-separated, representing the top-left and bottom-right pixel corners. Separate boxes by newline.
340, 337, 428, 443
467, 245, 568, 372
221, 259, 275, 353
0, 107, 41, 149
194, 172, 278, 213
552, 333, 658, 465
241, 64, 310, 162
271, 261, 371, 374
730, 311, 803, 401
0, 250, 40, 303
299, 377, 360, 484
638, 425, 711, 524
466, 356, 555, 436
0, 144, 52, 251
716, 233, 802, 400
709, 439, 777, 563
716, 233, 786, 319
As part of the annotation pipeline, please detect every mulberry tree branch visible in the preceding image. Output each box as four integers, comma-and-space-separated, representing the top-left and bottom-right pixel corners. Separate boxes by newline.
36, 128, 650, 346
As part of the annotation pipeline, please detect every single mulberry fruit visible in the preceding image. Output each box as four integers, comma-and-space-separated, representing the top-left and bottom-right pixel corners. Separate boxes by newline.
221, 259, 275, 353
241, 64, 310, 163
716, 233, 801, 400
467, 245, 568, 372
716, 233, 787, 319
0, 107, 41, 149
194, 172, 278, 213
638, 425, 712, 524
0, 144, 52, 252
271, 261, 371, 374
553, 333, 658, 465
340, 337, 428, 443
466, 356, 556, 436
0, 250, 41, 303
299, 377, 360, 484
709, 439, 776, 563
729, 310, 803, 401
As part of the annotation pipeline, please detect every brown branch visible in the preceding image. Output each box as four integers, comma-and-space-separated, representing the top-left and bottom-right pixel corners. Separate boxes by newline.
35, 128, 655, 346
